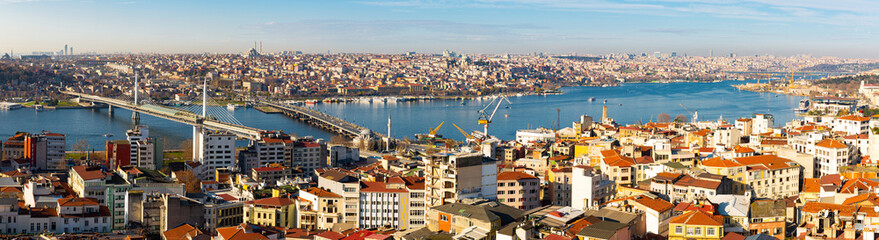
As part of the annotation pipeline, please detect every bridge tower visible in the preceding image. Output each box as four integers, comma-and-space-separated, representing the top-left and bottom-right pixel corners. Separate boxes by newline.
132, 72, 140, 125
192, 78, 209, 162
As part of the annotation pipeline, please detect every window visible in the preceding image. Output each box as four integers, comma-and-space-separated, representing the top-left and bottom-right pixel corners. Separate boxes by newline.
707, 228, 716, 236
675, 226, 682, 234
686, 227, 694, 235
440, 215, 448, 221
694, 227, 702, 235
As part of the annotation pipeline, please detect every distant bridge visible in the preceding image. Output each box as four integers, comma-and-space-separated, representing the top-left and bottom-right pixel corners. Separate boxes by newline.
62, 91, 265, 140
259, 101, 387, 140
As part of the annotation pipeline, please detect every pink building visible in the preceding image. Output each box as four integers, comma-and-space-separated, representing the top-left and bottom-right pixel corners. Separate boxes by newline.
496, 171, 541, 210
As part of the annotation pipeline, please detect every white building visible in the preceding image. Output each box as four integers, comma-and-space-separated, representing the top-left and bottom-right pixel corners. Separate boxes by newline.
358, 177, 426, 230
515, 128, 556, 145
815, 139, 851, 177
571, 165, 614, 210
423, 152, 497, 207
196, 130, 236, 180
833, 115, 871, 135
0, 196, 112, 235
328, 144, 359, 167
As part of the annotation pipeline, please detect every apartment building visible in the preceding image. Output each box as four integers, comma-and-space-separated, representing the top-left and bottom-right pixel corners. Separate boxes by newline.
423, 152, 497, 208
496, 171, 540, 210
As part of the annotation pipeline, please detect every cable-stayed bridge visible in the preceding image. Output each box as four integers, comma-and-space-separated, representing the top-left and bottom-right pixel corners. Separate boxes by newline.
62, 76, 387, 141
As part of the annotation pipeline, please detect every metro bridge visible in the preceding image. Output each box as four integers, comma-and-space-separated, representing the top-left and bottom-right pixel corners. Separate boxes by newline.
62, 90, 265, 140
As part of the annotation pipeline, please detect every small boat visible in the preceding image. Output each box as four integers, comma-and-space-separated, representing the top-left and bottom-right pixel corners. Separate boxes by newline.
603, 99, 608, 104
504, 114, 510, 117
226, 103, 238, 110
619, 103, 622, 106
103, 133, 114, 137
588, 97, 596, 102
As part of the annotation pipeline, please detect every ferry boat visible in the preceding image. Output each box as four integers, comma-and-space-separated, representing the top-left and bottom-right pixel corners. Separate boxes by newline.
304, 100, 319, 105
226, 103, 238, 110
793, 99, 810, 113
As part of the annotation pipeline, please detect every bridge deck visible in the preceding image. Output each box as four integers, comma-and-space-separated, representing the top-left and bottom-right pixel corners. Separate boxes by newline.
63, 91, 264, 140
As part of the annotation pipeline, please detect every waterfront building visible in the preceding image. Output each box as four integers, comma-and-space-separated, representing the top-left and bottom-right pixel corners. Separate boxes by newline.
423, 152, 497, 207
20, 131, 65, 171
106, 140, 131, 169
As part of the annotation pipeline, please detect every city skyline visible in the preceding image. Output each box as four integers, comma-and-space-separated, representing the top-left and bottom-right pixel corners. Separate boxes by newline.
0, 0, 877, 57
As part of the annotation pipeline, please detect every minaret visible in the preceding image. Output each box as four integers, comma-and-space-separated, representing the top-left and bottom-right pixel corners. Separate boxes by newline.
387, 112, 391, 138
602, 105, 608, 123
693, 110, 698, 124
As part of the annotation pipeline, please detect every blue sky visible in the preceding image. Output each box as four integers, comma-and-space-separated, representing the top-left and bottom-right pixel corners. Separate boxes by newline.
0, 0, 876, 57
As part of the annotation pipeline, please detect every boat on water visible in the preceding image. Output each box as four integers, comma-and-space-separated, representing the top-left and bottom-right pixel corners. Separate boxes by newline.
226, 103, 238, 110
504, 114, 510, 117
603, 99, 608, 104
619, 103, 622, 106
304, 100, 319, 105
588, 97, 596, 102
103, 133, 114, 137
34, 104, 44, 112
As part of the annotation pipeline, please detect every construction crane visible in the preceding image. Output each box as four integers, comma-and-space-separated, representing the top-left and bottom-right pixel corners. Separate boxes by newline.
452, 123, 475, 140
428, 121, 444, 137
477, 96, 511, 138
679, 103, 698, 123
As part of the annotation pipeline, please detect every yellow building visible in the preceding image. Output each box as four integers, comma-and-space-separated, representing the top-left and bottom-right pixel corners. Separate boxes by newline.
698, 157, 745, 183
668, 211, 724, 240
243, 197, 297, 228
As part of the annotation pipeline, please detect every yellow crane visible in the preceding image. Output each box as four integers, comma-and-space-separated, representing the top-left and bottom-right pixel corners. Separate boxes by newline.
452, 123, 475, 140
429, 121, 444, 137
477, 96, 511, 138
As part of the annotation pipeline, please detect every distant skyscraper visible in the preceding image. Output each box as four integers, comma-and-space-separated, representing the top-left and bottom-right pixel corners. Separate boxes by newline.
709, 50, 713, 57
64, 44, 68, 55
730, 53, 736, 58
671, 52, 677, 57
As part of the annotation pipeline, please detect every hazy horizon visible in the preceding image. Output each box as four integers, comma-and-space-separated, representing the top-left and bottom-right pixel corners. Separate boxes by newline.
1, 0, 877, 58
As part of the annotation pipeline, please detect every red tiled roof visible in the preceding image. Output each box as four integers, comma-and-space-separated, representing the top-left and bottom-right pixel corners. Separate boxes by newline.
700, 157, 743, 168
57, 197, 99, 207
815, 139, 847, 149
71, 166, 106, 181
306, 187, 343, 198
246, 197, 295, 207
497, 171, 538, 181
162, 224, 204, 240
668, 210, 722, 226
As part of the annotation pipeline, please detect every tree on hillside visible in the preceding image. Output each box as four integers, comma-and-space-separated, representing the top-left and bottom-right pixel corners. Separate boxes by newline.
674, 114, 689, 123
657, 113, 671, 123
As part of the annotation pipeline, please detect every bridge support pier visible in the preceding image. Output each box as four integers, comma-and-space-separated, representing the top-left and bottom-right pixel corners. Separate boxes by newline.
108, 105, 113, 116
132, 112, 140, 125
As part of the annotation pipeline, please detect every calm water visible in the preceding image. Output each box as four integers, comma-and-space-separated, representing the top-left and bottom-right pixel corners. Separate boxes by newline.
0, 80, 804, 150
